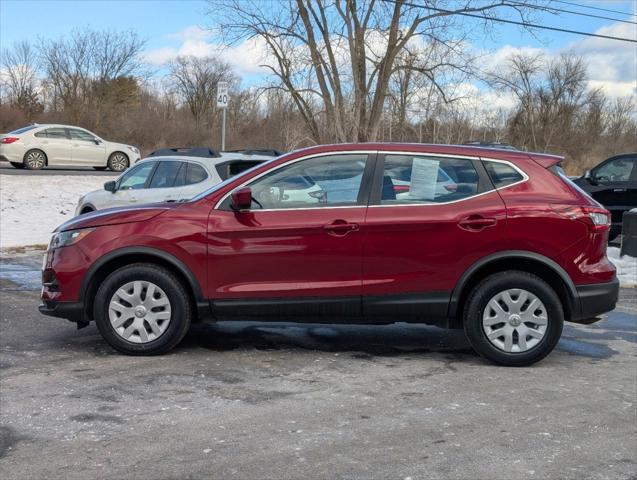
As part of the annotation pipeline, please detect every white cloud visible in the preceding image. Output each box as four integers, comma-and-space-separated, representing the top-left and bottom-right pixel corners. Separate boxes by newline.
142, 26, 270, 76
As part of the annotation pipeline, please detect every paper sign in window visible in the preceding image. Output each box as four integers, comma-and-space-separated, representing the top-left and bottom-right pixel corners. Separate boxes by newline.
409, 158, 439, 200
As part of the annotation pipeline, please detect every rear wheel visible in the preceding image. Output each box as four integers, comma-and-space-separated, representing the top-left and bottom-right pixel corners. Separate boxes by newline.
107, 152, 129, 172
94, 263, 191, 355
10, 162, 25, 169
463, 271, 563, 366
23, 149, 46, 170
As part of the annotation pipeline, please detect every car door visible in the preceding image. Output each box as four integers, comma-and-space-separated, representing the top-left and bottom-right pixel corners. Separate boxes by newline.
34, 128, 73, 165
206, 153, 373, 319
361, 152, 507, 322
110, 162, 157, 207
585, 155, 637, 230
68, 128, 106, 166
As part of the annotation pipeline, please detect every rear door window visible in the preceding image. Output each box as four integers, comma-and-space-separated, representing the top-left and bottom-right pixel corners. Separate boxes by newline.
380, 155, 479, 204
35, 128, 69, 139
149, 161, 183, 188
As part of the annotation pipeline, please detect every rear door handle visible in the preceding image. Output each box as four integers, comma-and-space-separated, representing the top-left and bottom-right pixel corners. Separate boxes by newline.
458, 216, 497, 231
323, 220, 359, 236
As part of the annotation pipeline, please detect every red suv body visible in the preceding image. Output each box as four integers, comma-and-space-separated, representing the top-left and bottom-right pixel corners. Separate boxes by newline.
40, 143, 618, 365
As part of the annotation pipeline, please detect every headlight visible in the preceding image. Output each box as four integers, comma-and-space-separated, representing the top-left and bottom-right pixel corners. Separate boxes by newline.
49, 228, 95, 250
129, 146, 139, 154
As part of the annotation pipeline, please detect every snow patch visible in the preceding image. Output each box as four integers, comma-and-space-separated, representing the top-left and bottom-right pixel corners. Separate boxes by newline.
608, 247, 637, 288
0, 174, 105, 248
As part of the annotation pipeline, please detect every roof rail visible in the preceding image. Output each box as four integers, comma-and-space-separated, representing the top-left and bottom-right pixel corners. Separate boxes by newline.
148, 147, 221, 158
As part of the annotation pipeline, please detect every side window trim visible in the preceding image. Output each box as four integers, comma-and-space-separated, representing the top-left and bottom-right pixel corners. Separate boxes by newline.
481, 158, 529, 191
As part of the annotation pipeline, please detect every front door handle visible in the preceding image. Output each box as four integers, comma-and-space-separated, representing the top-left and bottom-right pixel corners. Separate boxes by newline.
323, 220, 359, 236
458, 216, 497, 231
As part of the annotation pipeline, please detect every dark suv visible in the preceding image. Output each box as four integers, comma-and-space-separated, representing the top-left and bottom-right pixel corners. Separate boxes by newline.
40, 143, 618, 366
573, 153, 637, 240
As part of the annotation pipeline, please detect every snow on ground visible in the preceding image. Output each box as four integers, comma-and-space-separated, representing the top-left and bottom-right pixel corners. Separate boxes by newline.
0, 174, 105, 248
608, 247, 637, 288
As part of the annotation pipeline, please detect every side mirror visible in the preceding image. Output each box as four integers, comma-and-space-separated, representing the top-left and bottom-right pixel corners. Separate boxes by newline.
231, 187, 252, 211
94, 138, 102, 145
584, 170, 591, 179
104, 180, 117, 192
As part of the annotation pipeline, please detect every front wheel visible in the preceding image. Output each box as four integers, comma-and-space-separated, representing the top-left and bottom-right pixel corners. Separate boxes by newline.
94, 263, 192, 355
463, 271, 563, 366
107, 152, 129, 172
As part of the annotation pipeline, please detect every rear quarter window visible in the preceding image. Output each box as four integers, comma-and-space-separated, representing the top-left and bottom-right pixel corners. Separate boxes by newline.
484, 161, 524, 188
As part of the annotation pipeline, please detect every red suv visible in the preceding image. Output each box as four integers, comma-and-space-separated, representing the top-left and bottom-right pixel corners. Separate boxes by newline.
40, 143, 619, 365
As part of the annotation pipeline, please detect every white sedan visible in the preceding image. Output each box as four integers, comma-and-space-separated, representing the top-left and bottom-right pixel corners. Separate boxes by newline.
75, 152, 271, 215
0, 124, 140, 171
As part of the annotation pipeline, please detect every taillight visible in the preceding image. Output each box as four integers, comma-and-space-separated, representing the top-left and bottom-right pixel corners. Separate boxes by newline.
1, 137, 19, 144
550, 204, 610, 232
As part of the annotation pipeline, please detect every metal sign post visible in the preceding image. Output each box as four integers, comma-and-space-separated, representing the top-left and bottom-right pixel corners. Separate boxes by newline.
217, 81, 229, 151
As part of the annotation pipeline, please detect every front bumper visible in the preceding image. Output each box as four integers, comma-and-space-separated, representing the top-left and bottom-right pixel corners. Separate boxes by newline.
571, 278, 620, 323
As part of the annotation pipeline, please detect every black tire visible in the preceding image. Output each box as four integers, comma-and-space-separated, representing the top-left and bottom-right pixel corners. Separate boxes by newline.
94, 263, 192, 355
23, 149, 47, 170
107, 152, 129, 172
463, 271, 563, 366
80, 207, 94, 215
93, 166, 108, 171
10, 162, 25, 169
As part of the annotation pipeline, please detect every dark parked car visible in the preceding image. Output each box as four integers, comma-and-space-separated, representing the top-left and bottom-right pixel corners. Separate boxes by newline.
40, 143, 618, 366
573, 153, 637, 240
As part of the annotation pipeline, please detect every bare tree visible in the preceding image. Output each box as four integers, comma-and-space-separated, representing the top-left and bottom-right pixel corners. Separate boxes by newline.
208, 0, 547, 143
1, 41, 42, 119
39, 28, 144, 125
167, 56, 236, 126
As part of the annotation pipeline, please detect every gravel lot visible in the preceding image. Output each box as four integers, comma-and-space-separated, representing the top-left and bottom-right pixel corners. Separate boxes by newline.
1, 249, 636, 480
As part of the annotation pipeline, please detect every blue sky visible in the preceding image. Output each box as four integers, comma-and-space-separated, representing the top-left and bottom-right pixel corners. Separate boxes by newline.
1, 0, 635, 99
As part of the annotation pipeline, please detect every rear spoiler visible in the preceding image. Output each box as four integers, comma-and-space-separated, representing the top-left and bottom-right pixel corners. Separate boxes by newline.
528, 153, 563, 169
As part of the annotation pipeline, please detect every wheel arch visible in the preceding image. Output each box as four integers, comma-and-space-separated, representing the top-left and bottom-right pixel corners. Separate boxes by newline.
80, 203, 96, 214
448, 251, 579, 329
81, 247, 207, 323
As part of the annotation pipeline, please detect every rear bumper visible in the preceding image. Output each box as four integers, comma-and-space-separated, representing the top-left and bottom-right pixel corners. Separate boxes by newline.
572, 278, 619, 323
39, 301, 86, 325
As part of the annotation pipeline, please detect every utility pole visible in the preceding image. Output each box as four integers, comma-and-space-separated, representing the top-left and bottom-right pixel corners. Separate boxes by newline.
217, 81, 229, 151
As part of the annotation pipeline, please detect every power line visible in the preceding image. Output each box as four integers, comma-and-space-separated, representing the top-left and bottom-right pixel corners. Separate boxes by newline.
520, 1, 637, 25
382, 0, 637, 43
549, 0, 637, 18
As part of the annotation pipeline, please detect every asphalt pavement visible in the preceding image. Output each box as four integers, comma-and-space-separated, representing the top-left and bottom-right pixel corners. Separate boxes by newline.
0, 249, 636, 480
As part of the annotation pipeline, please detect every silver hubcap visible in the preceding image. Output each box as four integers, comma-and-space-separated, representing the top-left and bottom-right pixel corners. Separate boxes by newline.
26, 151, 45, 168
110, 154, 128, 171
108, 281, 171, 344
482, 289, 548, 353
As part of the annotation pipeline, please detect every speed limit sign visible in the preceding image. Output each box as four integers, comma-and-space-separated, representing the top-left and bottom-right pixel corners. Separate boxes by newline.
217, 81, 229, 108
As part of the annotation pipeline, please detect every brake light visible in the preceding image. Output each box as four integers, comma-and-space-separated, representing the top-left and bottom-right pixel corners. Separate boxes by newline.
550, 204, 610, 232
1, 137, 19, 144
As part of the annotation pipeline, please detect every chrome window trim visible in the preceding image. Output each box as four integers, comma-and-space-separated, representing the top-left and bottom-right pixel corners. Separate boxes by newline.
213, 150, 529, 211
